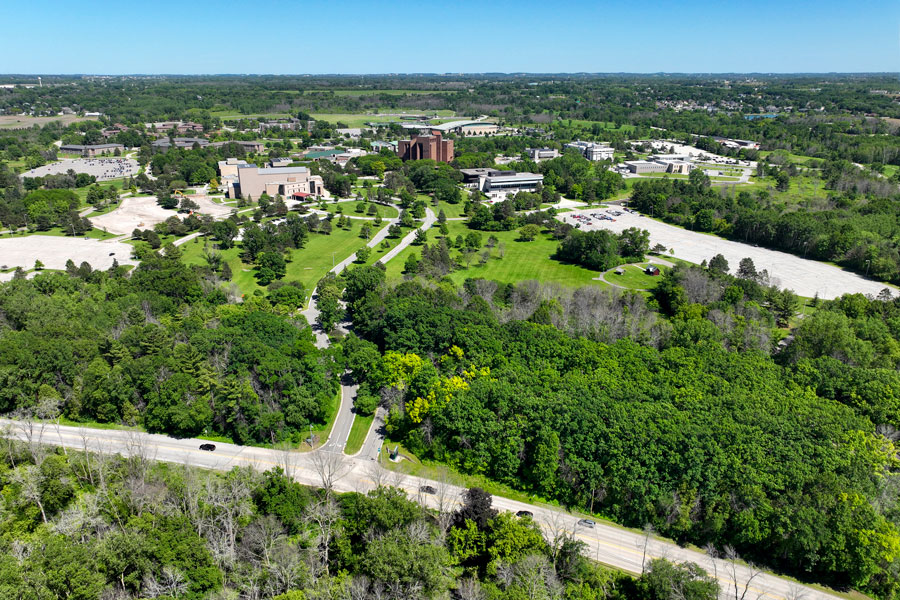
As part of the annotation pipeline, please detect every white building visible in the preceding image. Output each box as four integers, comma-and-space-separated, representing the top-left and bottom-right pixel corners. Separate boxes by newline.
526, 147, 560, 162
564, 141, 614, 161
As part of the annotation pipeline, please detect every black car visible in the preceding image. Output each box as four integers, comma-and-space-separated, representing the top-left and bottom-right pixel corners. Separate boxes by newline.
199, 443, 216, 451
516, 510, 533, 518
419, 485, 437, 494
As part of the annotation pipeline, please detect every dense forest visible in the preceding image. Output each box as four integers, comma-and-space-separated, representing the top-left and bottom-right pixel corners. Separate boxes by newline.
0, 247, 338, 444
336, 265, 900, 599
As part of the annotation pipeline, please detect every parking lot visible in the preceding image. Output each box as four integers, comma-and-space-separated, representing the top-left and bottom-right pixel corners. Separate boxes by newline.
562, 209, 893, 299
0, 236, 135, 280
21, 157, 139, 181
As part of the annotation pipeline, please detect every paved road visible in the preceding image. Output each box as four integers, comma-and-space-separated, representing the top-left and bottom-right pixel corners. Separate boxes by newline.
298, 202, 437, 456
0, 419, 843, 600
563, 209, 892, 299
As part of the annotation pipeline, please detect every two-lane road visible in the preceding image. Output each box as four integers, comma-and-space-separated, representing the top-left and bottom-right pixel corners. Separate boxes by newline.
0, 419, 845, 600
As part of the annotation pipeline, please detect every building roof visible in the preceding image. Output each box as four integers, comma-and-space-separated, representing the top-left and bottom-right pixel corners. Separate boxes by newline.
255, 166, 309, 175
430, 120, 498, 132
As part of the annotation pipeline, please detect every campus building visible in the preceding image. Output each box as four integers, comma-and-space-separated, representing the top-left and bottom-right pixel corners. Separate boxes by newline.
526, 147, 560, 162
227, 164, 326, 200
210, 140, 266, 153
59, 143, 125, 157
398, 132, 454, 163
624, 158, 695, 174
151, 137, 210, 149
565, 141, 614, 161
460, 168, 544, 199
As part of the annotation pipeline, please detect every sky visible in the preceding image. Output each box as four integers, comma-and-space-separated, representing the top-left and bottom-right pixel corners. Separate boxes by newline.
2, 0, 898, 74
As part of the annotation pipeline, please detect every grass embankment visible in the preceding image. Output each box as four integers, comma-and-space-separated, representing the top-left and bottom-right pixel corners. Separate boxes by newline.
383, 220, 606, 288
344, 413, 375, 455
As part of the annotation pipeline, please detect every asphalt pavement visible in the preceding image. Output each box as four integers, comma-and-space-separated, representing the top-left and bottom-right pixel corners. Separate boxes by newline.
0, 419, 844, 600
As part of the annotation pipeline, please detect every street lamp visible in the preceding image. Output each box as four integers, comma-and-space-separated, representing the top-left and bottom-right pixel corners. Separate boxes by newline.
865, 259, 871, 277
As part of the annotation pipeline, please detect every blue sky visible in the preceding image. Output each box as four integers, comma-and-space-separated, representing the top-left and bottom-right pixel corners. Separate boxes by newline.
2, 0, 897, 74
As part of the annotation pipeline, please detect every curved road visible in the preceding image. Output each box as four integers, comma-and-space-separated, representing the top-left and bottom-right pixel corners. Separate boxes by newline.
299, 203, 436, 455
0, 419, 845, 600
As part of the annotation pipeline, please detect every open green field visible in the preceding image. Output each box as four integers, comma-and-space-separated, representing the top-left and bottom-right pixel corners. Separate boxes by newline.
180, 218, 387, 299
344, 413, 375, 455
383, 220, 607, 288
605, 263, 669, 290
561, 119, 637, 134
310, 110, 456, 127
73, 178, 129, 205
0, 226, 117, 241
757, 150, 822, 165
432, 198, 468, 219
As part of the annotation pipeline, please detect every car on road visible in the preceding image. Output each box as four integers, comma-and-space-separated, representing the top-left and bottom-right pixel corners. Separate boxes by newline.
199, 443, 216, 451
577, 518, 596, 528
516, 510, 533, 518
419, 485, 437, 494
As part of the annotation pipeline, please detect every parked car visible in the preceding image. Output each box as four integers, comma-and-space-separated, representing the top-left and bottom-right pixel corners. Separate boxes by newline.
577, 518, 596, 528
199, 443, 216, 451
516, 510, 533, 518
419, 485, 437, 494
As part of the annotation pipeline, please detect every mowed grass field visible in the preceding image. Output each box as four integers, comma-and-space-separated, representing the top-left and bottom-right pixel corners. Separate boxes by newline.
310, 110, 456, 127
316, 201, 398, 219
605, 263, 669, 290
383, 220, 606, 288
180, 218, 387, 300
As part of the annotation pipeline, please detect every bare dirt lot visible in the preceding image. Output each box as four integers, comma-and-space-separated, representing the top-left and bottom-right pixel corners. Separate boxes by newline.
0, 115, 99, 129
563, 209, 893, 299
21, 158, 138, 181
0, 236, 135, 280
91, 195, 234, 235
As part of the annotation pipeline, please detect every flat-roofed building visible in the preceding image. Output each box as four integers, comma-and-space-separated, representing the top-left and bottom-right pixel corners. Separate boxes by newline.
398, 132, 454, 163
461, 168, 544, 199
624, 160, 669, 174
217, 158, 249, 178
230, 165, 326, 200
211, 140, 265, 153
565, 141, 614, 161
526, 147, 559, 162
59, 143, 125, 157
151, 137, 209, 149
430, 120, 500, 137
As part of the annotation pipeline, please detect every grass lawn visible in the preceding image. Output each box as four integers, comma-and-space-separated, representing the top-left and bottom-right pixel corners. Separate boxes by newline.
180, 219, 387, 300
0, 227, 117, 241
315, 201, 398, 219
344, 413, 375, 455
73, 178, 129, 206
606, 263, 669, 290
431, 199, 468, 219
383, 220, 607, 288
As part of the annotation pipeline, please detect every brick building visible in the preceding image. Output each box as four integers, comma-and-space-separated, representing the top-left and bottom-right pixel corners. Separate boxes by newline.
398, 132, 454, 163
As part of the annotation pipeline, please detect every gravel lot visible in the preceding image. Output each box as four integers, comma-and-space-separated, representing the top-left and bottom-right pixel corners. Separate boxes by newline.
91, 195, 233, 235
0, 236, 135, 280
562, 209, 893, 299
20, 158, 138, 181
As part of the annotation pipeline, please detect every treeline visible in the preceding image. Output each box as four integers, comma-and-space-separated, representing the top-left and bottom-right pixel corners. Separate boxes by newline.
629, 175, 900, 284
0, 437, 726, 600
339, 271, 900, 598
0, 248, 337, 444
